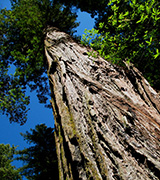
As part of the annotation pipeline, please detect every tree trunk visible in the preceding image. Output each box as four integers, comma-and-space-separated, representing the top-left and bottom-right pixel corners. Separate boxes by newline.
44, 27, 160, 180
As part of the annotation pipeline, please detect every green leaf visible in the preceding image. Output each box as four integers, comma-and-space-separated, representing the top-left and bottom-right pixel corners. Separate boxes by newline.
154, 49, 159, 59
132, 0, 136, 5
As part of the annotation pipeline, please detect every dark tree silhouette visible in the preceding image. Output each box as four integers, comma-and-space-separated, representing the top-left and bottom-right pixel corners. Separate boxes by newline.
17, 124, 58, 180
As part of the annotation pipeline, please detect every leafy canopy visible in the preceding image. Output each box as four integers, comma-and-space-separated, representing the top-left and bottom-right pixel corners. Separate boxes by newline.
17, 124, 58, 180
0, 144, 22, 180
0, 0, 79, 124
81, 0, 160, 89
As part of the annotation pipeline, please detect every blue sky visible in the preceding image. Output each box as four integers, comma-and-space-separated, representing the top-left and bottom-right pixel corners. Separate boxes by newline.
0, 0, 95, 176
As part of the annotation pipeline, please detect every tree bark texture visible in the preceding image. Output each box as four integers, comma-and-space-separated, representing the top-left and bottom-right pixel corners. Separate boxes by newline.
44, 27, 160, 180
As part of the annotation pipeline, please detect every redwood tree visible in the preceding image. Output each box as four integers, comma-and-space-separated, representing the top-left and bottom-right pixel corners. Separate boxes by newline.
45, 27, 160, 179
1, 0, 160, 179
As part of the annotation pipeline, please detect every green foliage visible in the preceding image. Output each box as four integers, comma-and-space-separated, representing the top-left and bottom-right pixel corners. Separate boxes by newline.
0, 0, 79, 124
0, 144, 22, 180
81, 0, 160, 89
17, 124, 58, 180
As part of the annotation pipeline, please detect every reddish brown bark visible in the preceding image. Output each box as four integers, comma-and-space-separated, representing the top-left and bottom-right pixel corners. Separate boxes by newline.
45, 27, 160, 180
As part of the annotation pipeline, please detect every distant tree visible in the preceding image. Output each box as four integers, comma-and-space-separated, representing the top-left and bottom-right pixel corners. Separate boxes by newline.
0, 144, 22, 180
17, 124, 58, 180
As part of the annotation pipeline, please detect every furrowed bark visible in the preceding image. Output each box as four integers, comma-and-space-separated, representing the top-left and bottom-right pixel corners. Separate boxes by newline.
44, 27, 160, 180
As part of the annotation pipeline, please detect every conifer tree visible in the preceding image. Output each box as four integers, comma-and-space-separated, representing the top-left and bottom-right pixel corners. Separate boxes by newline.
17, 124, 58, 180
0, 144, 22, 180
